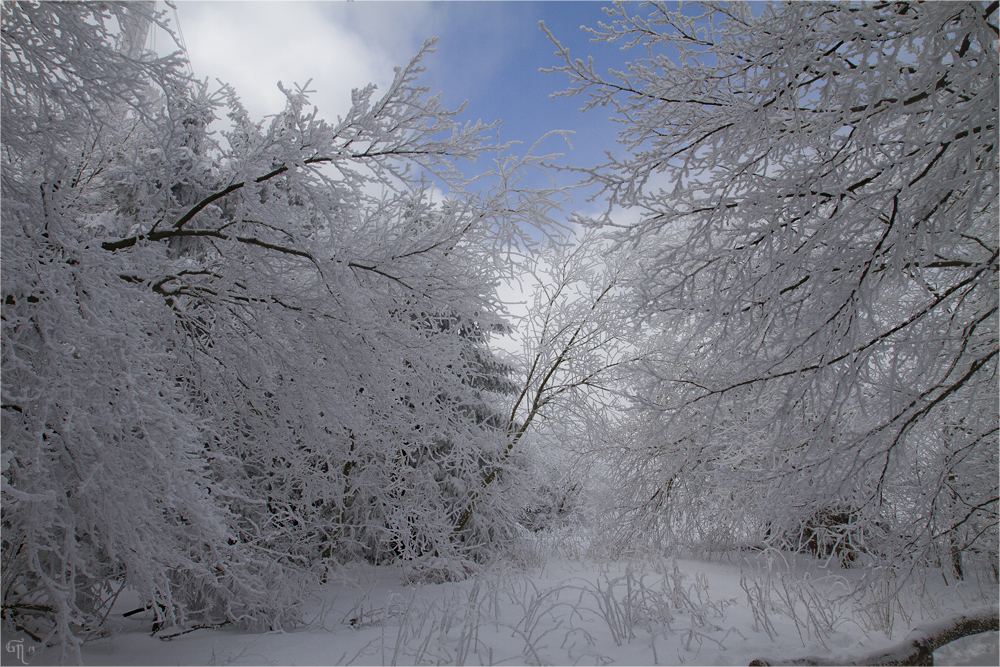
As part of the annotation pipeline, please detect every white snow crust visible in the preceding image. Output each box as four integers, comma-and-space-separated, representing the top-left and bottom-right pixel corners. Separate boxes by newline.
14, 546, 998, 666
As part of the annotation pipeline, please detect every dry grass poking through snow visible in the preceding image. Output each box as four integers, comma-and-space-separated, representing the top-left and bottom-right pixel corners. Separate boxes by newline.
18, 533, 999, 666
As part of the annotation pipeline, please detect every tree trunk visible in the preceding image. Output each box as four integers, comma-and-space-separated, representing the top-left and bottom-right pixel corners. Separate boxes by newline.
749, 604, 998, 666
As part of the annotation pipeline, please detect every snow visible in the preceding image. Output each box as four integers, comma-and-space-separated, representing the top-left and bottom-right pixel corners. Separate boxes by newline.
934, 633, 1000, 667
18, 543, 998, 666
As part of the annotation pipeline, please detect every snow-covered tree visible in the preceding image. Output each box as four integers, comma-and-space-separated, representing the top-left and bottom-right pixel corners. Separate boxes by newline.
545, 1, 998, 573
2, 2, 562, 655
454, 231, 638, 537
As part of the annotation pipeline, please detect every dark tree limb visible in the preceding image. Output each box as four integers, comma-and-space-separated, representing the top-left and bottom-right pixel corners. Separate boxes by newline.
749, 604, 998, 666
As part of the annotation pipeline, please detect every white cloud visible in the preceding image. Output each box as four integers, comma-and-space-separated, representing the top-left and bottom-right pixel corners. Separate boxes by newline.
336, 2, 444, 67
171, 2, 400, 123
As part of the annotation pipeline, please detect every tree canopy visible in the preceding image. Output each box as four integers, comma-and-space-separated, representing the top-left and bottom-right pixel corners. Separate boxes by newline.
546, 0, 998, 571
1, 2, 564, 656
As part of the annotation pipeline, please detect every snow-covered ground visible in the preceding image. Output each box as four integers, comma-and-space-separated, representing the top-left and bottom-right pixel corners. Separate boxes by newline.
18, 539, 999, 666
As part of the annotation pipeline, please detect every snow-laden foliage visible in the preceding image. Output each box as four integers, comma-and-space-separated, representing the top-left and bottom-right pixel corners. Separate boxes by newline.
546, 1, 998, 574
2, 2, 564, 656
481, 232, 638, 537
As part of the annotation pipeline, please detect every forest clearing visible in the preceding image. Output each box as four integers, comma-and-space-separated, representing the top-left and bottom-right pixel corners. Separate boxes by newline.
3, 2, 996, 664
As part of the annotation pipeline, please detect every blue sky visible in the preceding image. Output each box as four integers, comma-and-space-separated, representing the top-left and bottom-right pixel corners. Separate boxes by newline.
159, 1, 647, 211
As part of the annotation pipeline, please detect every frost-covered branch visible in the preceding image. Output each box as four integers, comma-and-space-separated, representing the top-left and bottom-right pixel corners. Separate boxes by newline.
454, 232, 639, 534
546, 1, 998, 572
2, 4, 567, 655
